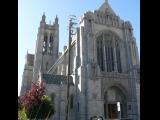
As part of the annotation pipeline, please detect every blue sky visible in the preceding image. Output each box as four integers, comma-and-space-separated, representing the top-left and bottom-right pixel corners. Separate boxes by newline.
18, 0, 140, 95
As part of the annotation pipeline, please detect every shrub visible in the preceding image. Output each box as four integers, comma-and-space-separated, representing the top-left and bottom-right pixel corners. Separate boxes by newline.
18, 108, 27, 120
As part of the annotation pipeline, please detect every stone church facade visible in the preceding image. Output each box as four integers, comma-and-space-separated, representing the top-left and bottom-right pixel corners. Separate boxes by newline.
20, 1, 140, 120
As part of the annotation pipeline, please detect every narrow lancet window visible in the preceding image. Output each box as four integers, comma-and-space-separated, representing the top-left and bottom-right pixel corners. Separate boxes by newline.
97, 35, 104, 71
48, 35, 53, 55
115, 41, 122, 73
43, 35, 48, 54
46, 62, 48, 71
70, 95, 74, 109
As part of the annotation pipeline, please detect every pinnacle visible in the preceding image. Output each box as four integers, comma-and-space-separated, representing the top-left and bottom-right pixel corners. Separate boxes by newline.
105, 0, 108, 3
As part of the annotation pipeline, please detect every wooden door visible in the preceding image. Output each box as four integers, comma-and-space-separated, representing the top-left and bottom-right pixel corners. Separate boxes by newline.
108, 104, 118, 119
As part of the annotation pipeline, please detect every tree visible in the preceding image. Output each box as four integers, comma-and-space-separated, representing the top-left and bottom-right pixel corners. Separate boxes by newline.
20, 81, 45, 113
19, 80, 55, 119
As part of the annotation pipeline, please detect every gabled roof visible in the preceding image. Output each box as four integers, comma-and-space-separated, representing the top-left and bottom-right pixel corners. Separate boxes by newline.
98, 0, 116, 16
42, 74, 73, 85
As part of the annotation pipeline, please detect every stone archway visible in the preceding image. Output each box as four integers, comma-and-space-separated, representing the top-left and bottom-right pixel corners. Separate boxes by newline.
104, 86, 127, 119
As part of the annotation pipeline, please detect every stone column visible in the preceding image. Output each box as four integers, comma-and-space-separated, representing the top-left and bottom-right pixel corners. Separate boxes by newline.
80, 26, 86, 66
113, 37, 118, 72
118, 41, 123, 73
103, 34, 107, 72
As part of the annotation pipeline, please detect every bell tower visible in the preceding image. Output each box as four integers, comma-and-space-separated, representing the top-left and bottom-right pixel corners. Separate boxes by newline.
33, 13, 59, 81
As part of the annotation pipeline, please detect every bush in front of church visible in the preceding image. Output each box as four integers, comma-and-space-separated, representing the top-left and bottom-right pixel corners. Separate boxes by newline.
19, 81, 55, 119
18, 108, 27, 120
28, 95, 55, 119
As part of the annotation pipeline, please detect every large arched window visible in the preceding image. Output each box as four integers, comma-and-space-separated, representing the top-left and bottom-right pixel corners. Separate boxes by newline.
96, 32, 122, 73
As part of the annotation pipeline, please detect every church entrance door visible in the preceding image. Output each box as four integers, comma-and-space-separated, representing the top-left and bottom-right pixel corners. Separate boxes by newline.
108, 104, 118, 119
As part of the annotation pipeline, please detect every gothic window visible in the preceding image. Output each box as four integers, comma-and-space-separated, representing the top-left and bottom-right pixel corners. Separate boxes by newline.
128, 105, 131, 110
70, 94, 74, 109
97, 32, 122, 73
48, 35, 53, 55
111, 46, 114, 71
97, 33, 114, 72
43, 35, 48, 53
97, 40, 100, 66
105, 37, 109, 72
77, 102, 79, 112
51, 93, 55, 102
97, 35, 104, 71
46, 62, 48, 71
115, 40, 122, 73
107, 40, 114, 72
100, 38, 104, 71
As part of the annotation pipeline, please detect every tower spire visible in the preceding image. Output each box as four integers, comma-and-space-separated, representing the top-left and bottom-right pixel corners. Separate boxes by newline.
55, 15, 58, 24
41, 12, 46, 22
105, 0, 108, 3
99, 0, 116, 15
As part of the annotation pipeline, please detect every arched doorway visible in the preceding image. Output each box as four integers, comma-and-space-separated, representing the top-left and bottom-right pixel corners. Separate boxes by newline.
104, 86, 127, 119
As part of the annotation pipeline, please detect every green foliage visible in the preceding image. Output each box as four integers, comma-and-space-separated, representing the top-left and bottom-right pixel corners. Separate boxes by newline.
29, 95, 55, 119
28, 95, 55, 119
18, 108, 27, 120
41, 95, 51, 101
19, 81, 55, 119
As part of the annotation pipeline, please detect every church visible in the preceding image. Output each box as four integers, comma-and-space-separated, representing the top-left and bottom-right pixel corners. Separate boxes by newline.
20, 1, 140, 120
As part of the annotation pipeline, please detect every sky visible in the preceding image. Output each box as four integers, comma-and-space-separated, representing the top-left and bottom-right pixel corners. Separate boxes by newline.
18, 0, 140, 95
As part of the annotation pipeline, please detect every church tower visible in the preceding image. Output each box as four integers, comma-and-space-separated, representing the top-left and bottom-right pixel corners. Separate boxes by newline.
20, 51, 34, 96
32, 13, 59, 81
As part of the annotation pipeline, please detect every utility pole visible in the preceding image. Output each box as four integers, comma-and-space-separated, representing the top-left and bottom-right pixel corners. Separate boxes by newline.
65, 15, 77, 120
